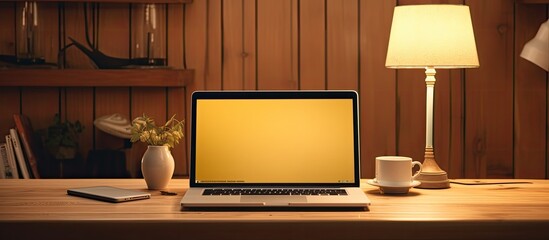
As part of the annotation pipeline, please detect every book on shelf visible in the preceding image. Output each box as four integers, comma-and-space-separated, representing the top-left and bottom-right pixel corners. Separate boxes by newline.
0, 143, 6, 179
9, 128, 30, 179
4, 135, 19, 179
13, 114, 42, 178
0, 143, 17, 179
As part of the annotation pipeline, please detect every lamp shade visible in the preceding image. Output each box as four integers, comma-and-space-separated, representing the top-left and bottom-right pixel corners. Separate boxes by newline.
385, 5, 479, 69
520, 19, 549, 72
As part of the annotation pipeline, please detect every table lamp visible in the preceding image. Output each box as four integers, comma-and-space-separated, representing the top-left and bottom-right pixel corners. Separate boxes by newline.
520, 19, 549, 72
385, 4, 479, 189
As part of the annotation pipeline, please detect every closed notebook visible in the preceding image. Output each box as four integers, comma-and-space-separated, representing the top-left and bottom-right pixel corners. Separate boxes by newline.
67, 186, 151, 203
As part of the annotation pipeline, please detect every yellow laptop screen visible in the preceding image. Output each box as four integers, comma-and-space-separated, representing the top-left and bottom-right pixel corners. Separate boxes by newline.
194, 98, 356, 184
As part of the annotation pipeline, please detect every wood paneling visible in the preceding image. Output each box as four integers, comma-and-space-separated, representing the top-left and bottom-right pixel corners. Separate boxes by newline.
222, 0, 245, 90
61, 88, 93, 168
21, 88, 59, 131
0, 87, 19, 137
1, 0, 548, 179
184, 0, 207, 173
446, 69, 466, 178
63, 2, 93, 70
40, 2, 59, 65
206, 0, 222, 90
326, 0, 358, 91
359, 0, 397, 178
220, 0, 256, 90
167, 3, 187, 176
514, 3, 548, 178
243, 0, 257, 90
257, 0, 296, 90
465, 0, 515, 178
299, 0, 325, 90
0, 1, 14, 55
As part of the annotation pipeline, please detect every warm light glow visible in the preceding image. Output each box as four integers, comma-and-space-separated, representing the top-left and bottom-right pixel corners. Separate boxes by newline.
195, 99, 355, 184
520, 19, 549, 72
385, 5, 479, 69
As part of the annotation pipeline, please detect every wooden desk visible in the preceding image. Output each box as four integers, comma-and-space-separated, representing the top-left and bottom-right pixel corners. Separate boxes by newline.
1, 179, 548, 240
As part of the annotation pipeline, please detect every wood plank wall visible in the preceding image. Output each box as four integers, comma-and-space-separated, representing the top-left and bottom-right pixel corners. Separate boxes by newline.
0, 0, 548, 179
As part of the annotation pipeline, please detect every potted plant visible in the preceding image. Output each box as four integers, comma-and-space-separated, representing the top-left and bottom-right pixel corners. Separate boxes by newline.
44, 114, 84, 160
131, 114, 184, 189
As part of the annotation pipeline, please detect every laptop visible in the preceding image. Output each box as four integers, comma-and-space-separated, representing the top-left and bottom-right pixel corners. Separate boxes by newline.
180, 90, 370, 208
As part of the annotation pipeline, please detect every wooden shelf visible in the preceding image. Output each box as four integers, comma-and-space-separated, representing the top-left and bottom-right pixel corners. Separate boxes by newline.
0, 0, 193, 3
0, 69, 194, 87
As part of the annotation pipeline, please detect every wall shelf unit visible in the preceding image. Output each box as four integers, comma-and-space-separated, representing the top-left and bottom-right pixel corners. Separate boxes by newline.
0, 69, 194, 87
0, 0, 194, 88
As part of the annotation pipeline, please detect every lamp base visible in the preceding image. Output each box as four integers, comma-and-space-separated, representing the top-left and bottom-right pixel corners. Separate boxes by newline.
415, 148, 450, 189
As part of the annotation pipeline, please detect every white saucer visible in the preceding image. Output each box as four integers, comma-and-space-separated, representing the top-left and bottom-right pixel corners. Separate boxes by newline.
366, 179, 421, 194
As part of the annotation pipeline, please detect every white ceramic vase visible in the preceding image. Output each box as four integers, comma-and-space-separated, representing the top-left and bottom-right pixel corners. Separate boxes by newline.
141, 145, 174, 190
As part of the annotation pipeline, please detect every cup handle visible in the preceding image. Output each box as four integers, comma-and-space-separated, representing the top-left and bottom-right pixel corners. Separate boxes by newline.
411, 161, 423, 179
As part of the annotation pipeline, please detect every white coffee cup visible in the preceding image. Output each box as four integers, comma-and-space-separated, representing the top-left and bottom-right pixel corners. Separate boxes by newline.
374, 156, 422, 187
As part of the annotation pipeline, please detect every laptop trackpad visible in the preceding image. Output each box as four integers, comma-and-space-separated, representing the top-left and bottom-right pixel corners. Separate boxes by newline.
240, 196, 307, 205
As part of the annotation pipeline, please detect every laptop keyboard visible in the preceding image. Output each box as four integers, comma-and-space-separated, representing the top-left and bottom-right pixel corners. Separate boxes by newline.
202, 188, 348, 196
